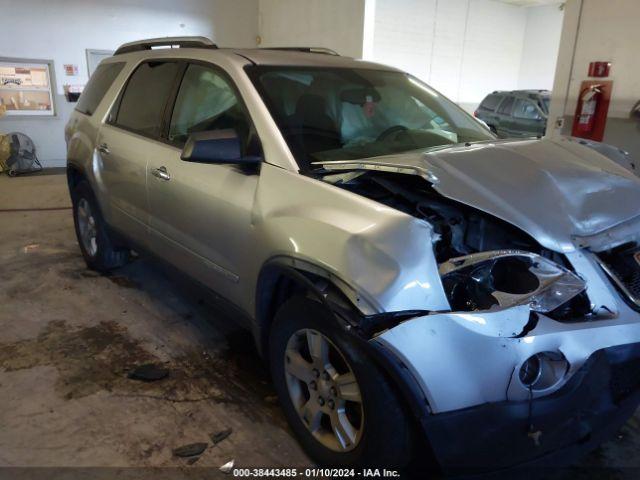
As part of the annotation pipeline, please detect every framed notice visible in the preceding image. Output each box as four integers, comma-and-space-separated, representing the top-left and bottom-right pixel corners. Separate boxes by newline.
0, 60, 55, 116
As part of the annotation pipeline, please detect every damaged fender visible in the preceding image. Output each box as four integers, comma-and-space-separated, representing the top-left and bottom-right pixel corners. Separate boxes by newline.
250, 163, 451, 315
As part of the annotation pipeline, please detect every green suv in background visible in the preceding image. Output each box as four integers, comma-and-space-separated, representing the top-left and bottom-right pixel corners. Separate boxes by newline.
475, 90, 549, 138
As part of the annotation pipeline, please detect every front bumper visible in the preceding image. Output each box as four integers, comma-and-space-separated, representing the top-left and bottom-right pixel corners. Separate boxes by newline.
422, 343, 640, 472
368, 262, 640, 472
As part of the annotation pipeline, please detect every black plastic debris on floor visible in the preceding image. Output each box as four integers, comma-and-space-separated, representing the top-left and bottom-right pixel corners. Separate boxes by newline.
172, 442, 208, 458
210, 428, 232, 445
127, 363, 169, 382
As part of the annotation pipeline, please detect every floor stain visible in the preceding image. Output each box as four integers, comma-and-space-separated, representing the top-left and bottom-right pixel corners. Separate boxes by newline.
0, 319, 281, 423
108, 274, 141, 289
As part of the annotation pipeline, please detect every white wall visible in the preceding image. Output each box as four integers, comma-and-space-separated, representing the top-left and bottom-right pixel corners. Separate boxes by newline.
258, 0, 367, 58
0, 0, 259, 167
517, 4, 564, 89
372, 0, 436, 81
369, 0, 562, 113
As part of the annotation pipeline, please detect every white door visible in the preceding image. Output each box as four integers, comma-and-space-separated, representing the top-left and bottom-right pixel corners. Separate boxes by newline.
86, 49, 114, 76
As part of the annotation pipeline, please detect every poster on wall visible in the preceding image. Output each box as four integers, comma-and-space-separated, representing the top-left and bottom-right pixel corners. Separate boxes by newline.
0, 61, 55, 116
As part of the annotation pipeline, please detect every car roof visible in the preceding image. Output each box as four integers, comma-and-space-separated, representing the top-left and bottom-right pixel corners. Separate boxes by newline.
105, 44, 400, 72
489, 89, 550, 97
228, 48, 399, 70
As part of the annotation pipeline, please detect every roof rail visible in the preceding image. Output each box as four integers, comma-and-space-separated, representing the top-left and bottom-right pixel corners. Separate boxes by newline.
114, 36, 217, 55
261, 47, 340, 56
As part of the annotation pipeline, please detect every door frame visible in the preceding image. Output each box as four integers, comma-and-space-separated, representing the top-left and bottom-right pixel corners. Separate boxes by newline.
86, 49, 115, 77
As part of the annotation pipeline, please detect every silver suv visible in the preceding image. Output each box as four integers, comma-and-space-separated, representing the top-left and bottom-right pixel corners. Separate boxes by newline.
65, 37, 640, 473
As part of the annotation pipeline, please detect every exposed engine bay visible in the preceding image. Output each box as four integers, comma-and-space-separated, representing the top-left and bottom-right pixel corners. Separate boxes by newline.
322, 169, 593, 320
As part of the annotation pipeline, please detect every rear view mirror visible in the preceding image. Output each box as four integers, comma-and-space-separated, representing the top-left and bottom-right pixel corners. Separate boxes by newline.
180, 129, 261, 164
340, 88, 381, 105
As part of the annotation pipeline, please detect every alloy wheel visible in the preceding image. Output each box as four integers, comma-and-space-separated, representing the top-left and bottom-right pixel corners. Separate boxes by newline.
284, 328, 364, 452
77, 198, 98, 257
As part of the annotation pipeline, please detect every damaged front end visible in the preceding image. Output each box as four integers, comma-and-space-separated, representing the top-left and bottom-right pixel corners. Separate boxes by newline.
315, 158, 640, 472
439, 250, 586, 316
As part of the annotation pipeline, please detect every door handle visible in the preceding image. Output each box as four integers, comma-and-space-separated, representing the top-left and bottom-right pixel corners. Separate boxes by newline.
152, 166, 171, 181
97, 143, 110, 155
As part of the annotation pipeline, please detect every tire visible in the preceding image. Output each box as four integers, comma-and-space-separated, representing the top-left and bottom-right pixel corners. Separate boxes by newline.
270, 295, 413, 468
71, 180, 129, 272
489, 125, 498, 135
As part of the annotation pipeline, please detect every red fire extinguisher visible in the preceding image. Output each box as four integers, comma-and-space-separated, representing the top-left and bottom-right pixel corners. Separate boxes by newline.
575, 84, 601, 134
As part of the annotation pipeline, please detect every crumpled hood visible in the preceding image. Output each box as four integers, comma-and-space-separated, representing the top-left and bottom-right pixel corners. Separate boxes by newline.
318, 137, 640, 252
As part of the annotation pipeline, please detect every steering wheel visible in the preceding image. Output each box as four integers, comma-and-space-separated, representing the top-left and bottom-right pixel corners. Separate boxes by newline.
377, 125, 408, 141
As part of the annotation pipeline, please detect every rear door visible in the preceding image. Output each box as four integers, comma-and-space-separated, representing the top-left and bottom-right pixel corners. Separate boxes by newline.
97, 60, 182, 246
494, 96, 515, 137
146, 61, 261, 304
476, 94, 503, 131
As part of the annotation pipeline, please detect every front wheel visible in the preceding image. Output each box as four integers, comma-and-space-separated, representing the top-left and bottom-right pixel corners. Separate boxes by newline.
270, 296, 412, 468
72, 181, 129, 272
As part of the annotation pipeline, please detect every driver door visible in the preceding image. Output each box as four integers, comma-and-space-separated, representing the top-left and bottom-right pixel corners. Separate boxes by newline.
147, 62, 260, 303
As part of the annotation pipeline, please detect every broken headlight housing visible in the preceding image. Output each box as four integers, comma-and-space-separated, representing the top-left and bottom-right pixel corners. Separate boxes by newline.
439, 250, 586, 313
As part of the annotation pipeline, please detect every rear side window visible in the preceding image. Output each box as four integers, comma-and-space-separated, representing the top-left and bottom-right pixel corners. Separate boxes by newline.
497, 96, 515, 115
75, 62, 125, 116
479, 94, 503, 112
114, 61, 181, 137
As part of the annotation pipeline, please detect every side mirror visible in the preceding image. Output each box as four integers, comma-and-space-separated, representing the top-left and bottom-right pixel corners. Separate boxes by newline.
180, 129, 261, 164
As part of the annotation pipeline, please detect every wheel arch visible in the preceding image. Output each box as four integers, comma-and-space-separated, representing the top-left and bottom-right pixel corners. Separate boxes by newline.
254, 256, 371, 359
256, 259, 441, 469
66, 162, 87, 193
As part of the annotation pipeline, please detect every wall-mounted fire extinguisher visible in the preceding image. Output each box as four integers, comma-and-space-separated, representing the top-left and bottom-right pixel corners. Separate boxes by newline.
576, 84, 601, 134
571, 80, 612, 142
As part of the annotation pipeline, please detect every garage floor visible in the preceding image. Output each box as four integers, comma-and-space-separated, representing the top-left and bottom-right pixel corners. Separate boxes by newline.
1, 173, 640, 477
0, 173, 307, 472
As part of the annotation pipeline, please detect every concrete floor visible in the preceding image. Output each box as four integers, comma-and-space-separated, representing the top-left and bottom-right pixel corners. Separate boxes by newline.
0, 173, 307, 473
1, 172, 640, 478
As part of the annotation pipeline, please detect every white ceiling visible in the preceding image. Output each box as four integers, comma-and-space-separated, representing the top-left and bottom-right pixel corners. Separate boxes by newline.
497, 0, 563, 7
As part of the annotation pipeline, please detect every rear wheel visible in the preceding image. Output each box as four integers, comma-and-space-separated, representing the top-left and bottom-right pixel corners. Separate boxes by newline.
72, 181, 129, 272
270, 295, 412, 468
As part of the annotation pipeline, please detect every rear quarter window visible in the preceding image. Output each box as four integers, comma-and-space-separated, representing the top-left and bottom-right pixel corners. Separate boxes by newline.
497, 96, 515, 115
113, 61, 181, 138
479, 94, 503, 112
75, 62, 125, 116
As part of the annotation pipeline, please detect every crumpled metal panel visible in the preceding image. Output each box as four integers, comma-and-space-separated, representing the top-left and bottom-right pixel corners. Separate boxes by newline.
572, 136, 638, 177
376, 251, 640, 413
377, 298, 640, 413
249, 164, 451, 314
318, 136, 640, 253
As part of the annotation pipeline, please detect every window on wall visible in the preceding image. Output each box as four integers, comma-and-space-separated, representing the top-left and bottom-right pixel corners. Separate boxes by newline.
0, 60, 55, 116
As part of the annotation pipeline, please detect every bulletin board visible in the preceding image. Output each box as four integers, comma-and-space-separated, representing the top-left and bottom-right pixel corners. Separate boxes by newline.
0, 60, 55, 116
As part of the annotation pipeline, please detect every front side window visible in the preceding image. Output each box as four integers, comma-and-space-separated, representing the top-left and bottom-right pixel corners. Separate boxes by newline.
114, 61, 180, 137
168, 63, 250, 147
539, 97, 550, 113
513, 99, 542, 120
247, 67, 494, 170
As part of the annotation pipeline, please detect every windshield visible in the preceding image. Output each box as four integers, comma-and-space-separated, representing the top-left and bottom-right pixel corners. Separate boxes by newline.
246, 66, 495, 171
